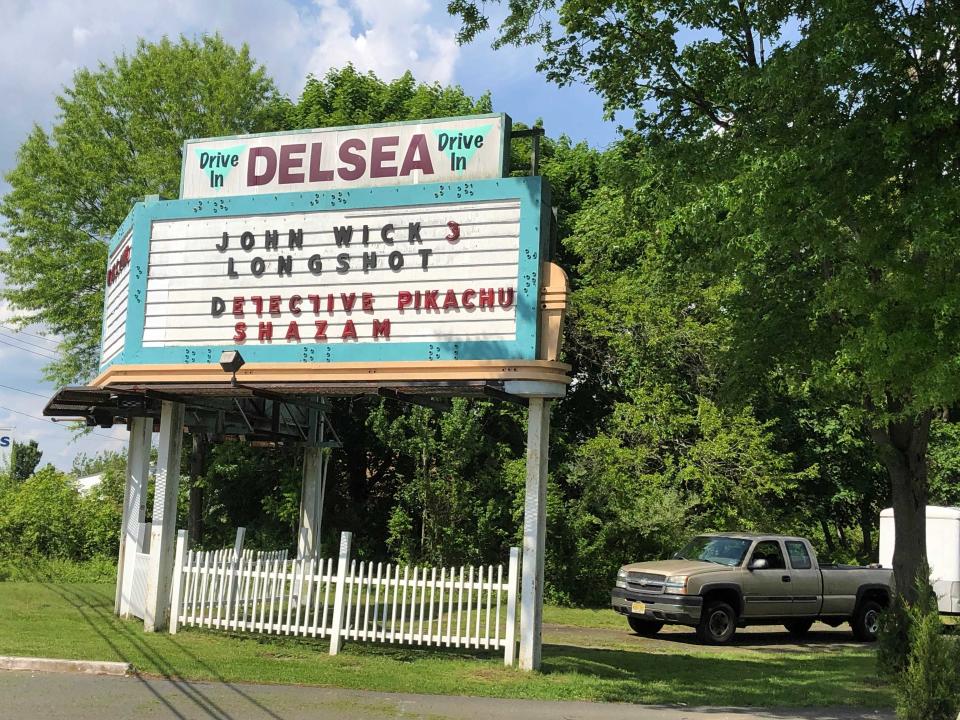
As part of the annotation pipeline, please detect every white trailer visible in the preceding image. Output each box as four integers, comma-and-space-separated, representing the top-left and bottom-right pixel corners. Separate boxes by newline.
879, 505, 960, 614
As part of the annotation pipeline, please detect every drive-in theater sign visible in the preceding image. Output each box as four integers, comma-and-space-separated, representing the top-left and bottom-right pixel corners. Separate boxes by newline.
46, 114, 569, 671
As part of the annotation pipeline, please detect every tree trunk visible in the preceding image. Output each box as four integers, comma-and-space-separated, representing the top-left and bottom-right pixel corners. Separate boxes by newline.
820, 517, 836, 556
869, 410, 932, 603
420, 446, 428, 557
859, 501, 874, 562
187, 432, 208, 547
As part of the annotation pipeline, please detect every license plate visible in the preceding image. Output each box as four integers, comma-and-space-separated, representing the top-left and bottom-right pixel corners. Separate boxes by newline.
631, 601, 646, 614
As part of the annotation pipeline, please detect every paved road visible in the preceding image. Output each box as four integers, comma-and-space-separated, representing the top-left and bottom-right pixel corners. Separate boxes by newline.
0, 670, 893, 720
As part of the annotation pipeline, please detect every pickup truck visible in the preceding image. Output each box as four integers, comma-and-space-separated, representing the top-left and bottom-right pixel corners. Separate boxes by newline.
611, 533, 894, 644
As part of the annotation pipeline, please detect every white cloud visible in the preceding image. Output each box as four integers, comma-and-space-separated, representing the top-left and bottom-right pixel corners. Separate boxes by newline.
0, 0, 460, 179
0, 0, 464, 470
301, 0, 458, 84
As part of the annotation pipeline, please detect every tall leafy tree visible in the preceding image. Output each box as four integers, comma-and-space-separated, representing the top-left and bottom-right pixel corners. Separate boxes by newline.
549, 151, 806, 602
452, 0, 960, 602
0, 35, 284, 385
11, 440, 42, 483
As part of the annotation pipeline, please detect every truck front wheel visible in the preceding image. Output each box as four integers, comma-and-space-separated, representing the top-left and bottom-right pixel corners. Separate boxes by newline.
628, 617, 664, 636
852, 600, 883, 642
696, 601, 737, 644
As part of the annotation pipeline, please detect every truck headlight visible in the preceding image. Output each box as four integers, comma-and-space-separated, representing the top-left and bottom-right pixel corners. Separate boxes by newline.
664, 575, 688, 594
616, 569, 628, 589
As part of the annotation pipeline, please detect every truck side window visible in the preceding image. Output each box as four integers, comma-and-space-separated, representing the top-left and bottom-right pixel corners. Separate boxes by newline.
750, 541, 786, 569
786, 541, 812, 570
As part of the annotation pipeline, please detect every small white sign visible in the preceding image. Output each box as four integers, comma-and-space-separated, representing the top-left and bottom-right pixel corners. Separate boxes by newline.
181, 115, 508, 199
0, 427, 13, 470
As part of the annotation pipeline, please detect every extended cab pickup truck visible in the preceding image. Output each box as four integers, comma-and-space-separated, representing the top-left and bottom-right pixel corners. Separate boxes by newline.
611, 533, 894, 644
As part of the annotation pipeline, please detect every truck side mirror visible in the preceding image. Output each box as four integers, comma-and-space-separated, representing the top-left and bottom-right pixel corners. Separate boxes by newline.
748, 558, 769, 571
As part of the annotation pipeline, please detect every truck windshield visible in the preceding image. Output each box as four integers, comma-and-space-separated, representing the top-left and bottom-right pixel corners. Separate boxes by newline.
676, 536, 752, 566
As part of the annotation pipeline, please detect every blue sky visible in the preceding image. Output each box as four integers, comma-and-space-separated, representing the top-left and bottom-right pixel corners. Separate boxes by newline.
0, 0, 619, 470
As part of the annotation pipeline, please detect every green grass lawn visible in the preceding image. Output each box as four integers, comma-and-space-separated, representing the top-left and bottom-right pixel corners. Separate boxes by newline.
0, 582, 891, 708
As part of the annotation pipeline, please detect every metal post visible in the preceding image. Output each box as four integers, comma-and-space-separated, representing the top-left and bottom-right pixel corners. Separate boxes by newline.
232, 527, 246, 559
144, 400, 185, 632
298, 412, 328, 559
297, 446, 325, 558
328, 531, 352, 655
168, 530, 188, 634
519, 397, 550, 670
504, 546, 520, 666
116, 416, 151, 617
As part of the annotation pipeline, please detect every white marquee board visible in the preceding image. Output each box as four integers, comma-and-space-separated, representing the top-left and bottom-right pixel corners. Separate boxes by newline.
99, 176, 547, 368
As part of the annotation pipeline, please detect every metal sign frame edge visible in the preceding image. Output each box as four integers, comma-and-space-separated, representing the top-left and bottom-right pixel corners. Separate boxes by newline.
100, 175, 549, 371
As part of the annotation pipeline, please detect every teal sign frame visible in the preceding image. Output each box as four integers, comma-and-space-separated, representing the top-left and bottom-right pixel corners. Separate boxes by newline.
100, 176, 550, 371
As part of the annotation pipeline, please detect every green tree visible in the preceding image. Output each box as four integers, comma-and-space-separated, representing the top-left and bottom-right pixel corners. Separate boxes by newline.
73, 450, 127, 558
368, 398, 522, 566
452, 0, 960, 602
929, 418, 960, 507
289, 65, 491, 129
548, 163, 805, 602
0, 465, 81, 558
0, 35, 284, 385
271, 67, 601, 566
11, 440, 42, 482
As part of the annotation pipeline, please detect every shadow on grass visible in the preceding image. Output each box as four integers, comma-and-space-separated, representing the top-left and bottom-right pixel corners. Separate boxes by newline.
541, 642, 889, 710
629, 628, 864, 654
12, 580, 891, 715
33, 578, 288, 720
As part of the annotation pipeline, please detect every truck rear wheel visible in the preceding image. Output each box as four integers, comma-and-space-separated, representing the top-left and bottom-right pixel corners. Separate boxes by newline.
784, 619, 814, 637
628, 617, 664, 636
852, 600, 883, 642
696, 601, 737, 645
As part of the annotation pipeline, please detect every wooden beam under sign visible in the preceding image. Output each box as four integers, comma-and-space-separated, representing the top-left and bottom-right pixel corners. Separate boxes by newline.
376, 388, 451, 413
482, 385, 529, 407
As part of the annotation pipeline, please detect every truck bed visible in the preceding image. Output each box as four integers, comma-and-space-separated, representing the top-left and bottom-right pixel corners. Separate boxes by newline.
820, 565, 893, 616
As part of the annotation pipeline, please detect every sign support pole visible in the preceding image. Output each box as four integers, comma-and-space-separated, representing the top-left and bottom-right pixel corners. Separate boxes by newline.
297, 446, 324, 558
116, 416, 151, 617
144, 400, 185, 632
298, 410, 327, 559
519, 396, 551, 670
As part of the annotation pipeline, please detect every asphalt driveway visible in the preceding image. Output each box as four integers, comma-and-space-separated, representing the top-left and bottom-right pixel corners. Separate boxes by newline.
0, 670, 893, 720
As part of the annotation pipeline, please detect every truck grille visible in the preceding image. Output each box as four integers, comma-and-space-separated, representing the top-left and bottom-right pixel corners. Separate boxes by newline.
626, 572, 665, 594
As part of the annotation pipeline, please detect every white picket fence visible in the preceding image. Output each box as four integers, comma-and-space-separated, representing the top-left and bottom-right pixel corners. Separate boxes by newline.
126, 525, 283, 620
169, 530, 520, 664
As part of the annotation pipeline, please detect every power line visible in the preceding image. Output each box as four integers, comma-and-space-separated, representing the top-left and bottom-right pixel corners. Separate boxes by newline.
0, 327, 62, 354
0, 383, 48, 399
0, 323, 59, 345
0, 403, 126, 443
0, 336, 59, 360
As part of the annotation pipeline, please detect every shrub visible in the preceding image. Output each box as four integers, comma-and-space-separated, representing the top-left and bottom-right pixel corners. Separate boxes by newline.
0, 465, 83, 559
877, 594, 912, 678
896, 610, 960, 720
879, 565, 960, 720
0, 555, 117, 583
